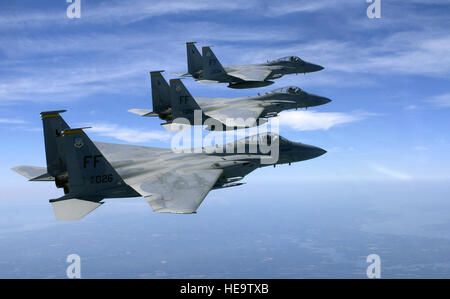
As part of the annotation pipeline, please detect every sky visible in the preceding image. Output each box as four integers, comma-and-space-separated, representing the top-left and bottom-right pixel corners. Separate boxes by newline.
0, 0, 450, 278
1, 0, 449, 184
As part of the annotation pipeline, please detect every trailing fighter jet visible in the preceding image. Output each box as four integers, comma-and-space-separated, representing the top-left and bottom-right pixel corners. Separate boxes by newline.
12, 111, 326, 221
129, 71, 331, 129
180, 42, 324, 89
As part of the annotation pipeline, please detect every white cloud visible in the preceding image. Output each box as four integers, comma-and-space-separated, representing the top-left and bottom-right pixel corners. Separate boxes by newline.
412, 146, 428, 151
0, 0, 344, 29
277, 110, 369, 131
369, 163, 413, 181
0, 118, 26, 124
88, 0, 254, 23
229, 30, 450, 78
404, 105, 417, 111
363, 33, 450, 77
87, 123, 171, 143
426, 93, 450, 107
266, 1, 338, 16
1, 0, 449, 104
0, 58, 166, 102
0, 0, 254, 28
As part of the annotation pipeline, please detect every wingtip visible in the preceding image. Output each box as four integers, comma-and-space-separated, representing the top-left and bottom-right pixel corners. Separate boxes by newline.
40, 110, 67, 115
40, 110, 67, 118
150, 70, 165, 75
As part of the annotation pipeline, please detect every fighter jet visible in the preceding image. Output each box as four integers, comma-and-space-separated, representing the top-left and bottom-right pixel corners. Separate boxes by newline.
129, 71, 331, 129
12, 111, 326, 221
180, 42, 324, 89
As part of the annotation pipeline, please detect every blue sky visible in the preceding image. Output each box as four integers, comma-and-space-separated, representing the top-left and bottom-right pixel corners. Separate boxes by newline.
1, 0, 450, 192
2, 0, 450, 279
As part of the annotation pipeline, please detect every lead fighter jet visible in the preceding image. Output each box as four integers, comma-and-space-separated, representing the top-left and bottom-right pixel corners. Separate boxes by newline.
129, 71, 331, 129
12, 111, 326, 221
181, 42, 324, 89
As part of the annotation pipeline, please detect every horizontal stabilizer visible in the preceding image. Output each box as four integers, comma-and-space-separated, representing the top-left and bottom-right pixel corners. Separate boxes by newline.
30, 172, 55, 181
11, 165, 54, 181
169, 72, 192, 77
128, 109, 158, 117
50, 198, 103, 221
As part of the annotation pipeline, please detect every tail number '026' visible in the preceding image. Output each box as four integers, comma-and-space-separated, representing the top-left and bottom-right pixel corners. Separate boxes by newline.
90, 174, 113, 184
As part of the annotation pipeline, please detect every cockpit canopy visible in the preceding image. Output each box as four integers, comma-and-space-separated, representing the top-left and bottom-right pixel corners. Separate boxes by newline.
270, 56, 303, 63
244, 133, 290, 145
272, 86, 304, 95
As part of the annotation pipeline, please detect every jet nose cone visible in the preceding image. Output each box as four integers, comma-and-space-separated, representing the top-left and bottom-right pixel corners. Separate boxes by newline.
310, 64, 324, 72
308, 145, 327, 158
320, 97, 331, 105
308, 95, 332, 107
293, 143, 327, 161
315, 147, 327, 157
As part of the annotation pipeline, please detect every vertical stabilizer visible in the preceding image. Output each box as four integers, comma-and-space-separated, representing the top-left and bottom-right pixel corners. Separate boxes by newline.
150, 71, 171, 114
60, 127, 124, 197
186, 42, 203, 75
41, 110, 69, 177
202, 46, 227, 80
169, 79, 201, 119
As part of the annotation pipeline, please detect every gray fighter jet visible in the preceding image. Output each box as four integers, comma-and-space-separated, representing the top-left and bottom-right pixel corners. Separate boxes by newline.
180, 42, 324, 89
12, 111, 326, 221
129, 71, 331, 129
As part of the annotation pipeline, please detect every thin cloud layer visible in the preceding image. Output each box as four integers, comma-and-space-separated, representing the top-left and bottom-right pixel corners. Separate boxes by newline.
1, 1, 449, 103
88, 123, 171, 143
278, 110, 367, 131
0, 0, 343, 28
0, 118, 26, 124
427, 93, 450, 108
369, 162, 413, 181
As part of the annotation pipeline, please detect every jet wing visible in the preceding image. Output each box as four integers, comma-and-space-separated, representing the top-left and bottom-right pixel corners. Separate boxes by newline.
124, 168, 223, 214
128, 109, 159, 117
169, 72, 193, 77
205, 104, 265, 128
11, 165, 54, 181
93, 142, 223, 214
197, 79, 220, 85
227, 67, 273, 82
